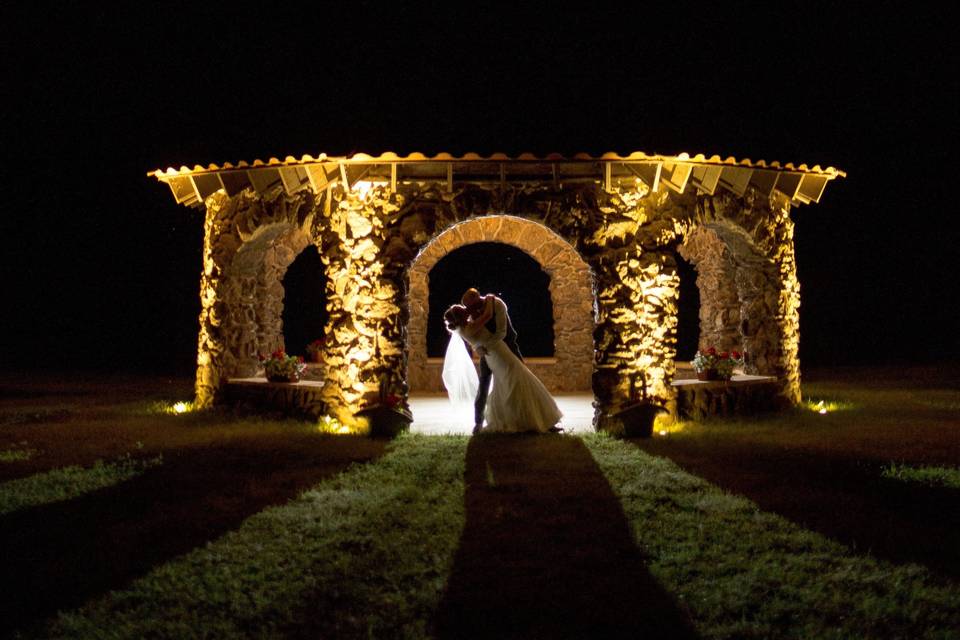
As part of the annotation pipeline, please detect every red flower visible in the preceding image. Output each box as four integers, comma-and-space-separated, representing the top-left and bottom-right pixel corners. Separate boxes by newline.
720, 351, 729, 359
706, 347, 717, 356
731, 350, 741, 359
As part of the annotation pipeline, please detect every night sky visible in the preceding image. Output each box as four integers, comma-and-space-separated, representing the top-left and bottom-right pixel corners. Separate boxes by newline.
3, 2, 957, 375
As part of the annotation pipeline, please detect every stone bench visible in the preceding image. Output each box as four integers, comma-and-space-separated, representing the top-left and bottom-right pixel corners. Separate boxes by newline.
671, 375, 783, 420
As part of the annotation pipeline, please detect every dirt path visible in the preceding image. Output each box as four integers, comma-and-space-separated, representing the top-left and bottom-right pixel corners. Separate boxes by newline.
433, 434, 698, 639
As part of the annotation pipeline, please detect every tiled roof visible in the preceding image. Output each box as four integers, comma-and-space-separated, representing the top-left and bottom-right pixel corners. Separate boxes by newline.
150, 150, 845, 178
149, 151, 845, 207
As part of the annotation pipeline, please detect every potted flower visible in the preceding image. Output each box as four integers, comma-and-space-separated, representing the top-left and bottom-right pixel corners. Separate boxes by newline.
259, 349, 307, 383
714, 350, 743, 381
356, 388, 413, 437
691, 347, 744, 381
305, 337, 326, 363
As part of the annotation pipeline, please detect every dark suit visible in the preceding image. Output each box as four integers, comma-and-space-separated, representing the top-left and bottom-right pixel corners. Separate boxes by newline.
474, 297, 523, 426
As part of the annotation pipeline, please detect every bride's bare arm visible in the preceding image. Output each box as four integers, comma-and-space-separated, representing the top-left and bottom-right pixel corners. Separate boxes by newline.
470, 297, 494, 327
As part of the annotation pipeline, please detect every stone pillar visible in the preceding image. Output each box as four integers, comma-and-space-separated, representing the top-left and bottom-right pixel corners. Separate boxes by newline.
592, 248, 679, 430
194, 193, 244, 407
678, 226, 742, 354
319, 184, 407, 429
405, 263, 431, 391
764, 202, 802, 404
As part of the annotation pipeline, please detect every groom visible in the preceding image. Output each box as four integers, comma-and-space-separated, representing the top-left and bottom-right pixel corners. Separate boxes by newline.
461, 288, 523, 434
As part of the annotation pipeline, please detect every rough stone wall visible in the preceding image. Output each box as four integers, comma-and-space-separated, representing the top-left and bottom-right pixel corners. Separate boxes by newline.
194, 189, 316, 406
193, 177, 804, 425
685, 195, 802, 402
194, 192, 244, 406
679, 226, 742, 353
227, 223, 312, 375
679, 220, 786, 375
314, 183, 407, 428
407, 215, 595, 392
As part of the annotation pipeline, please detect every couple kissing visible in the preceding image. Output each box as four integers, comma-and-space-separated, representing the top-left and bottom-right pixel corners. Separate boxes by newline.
442, 288, 562, 435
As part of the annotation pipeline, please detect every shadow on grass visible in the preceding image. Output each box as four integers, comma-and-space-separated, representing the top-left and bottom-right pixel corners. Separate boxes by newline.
0, 435, 387, 638
433, 434, 698, 640
634, 438, 960, 581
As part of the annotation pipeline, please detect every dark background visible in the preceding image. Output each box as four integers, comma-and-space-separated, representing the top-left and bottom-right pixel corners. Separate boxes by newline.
2, 2, 957, 376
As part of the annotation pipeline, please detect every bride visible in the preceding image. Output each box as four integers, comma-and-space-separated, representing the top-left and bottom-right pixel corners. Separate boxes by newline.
442, 303, 562, 433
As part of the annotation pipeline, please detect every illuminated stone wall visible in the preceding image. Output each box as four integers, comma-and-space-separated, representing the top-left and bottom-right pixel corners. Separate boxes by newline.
193, 189, 316, 406
407, 215, 595, 392
192, 177, 804, 425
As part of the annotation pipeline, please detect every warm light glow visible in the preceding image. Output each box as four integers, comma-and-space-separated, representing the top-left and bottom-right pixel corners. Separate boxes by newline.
318, 415, 359, 435
653, 414, 686, 435
803, 398, 852, 414
157, 401, 195, 415
353, 179, 389, 199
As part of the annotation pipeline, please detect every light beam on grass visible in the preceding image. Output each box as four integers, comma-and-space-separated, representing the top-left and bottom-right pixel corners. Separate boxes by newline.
882, 463, 960, 489
0, 444, 36, 462
0, 454, 163, 516
584, 434, 960, 638
42, 434, 467, 639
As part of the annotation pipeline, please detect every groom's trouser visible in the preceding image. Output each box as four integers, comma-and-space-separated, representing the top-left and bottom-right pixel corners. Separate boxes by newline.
474, 343, 523, 426
474, 357, 494, 426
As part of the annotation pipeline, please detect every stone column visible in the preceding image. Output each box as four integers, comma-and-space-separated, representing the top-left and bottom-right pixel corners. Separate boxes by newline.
194, 193, 244, 407
763, 202, 802, 404
318, 184, 407, 429
678, 226, 742, 354
592, 248, 679, 430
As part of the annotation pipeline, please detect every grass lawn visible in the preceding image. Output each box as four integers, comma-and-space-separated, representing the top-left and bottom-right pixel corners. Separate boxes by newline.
1, 367, 958, 639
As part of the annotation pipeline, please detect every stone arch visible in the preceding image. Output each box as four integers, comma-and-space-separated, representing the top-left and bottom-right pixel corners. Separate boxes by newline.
406, 215, 595, 392
222, 221, 313, 377
678, 220, 784, 377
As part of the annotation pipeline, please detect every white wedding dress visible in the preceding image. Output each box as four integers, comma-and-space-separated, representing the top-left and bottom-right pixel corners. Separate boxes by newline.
448, 326, 562, 433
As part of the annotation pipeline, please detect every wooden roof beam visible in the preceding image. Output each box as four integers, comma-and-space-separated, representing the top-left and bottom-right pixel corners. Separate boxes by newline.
247, 168, 282, 193
167, 176, 201, 206
660, 161, 693, 193
191, 173, 224, 201
623, 162, 661, 192
774, 172, 803, 200
794, 173, 829, 204
690, 165, 722, 195
278, 166, 311, 195
717, 167, 752, 197
748, 169, 778, 198
304, 163, 336, 192
219, 170, 252, 197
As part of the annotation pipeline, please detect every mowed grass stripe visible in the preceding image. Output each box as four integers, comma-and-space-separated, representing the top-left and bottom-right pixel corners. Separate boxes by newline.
585, 433, 960, 640
0, 454, 162, 516
38, 434, 467, 640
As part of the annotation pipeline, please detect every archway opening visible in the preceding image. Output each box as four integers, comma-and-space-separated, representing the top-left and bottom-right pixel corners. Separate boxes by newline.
426, 242, 554, 358
280, 245, 329, 357
406, 215, 595, 423
673, 250, 700, 362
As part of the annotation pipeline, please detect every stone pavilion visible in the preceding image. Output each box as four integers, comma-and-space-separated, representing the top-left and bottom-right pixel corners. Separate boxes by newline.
150, 151, 844, 431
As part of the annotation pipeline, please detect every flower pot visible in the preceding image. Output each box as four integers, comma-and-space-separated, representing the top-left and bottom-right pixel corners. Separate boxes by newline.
696, 369, 717, 381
